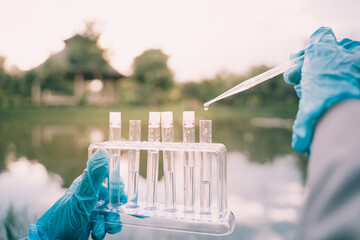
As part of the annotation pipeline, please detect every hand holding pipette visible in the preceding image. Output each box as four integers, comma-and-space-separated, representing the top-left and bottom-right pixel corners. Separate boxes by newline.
284, 27, 360, 154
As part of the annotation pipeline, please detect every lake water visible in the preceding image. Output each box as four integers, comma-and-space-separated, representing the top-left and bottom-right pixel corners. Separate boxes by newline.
0, 108, 306, 239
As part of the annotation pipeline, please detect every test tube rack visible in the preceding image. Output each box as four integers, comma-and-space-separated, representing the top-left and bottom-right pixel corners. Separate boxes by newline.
88, 113, 235, 236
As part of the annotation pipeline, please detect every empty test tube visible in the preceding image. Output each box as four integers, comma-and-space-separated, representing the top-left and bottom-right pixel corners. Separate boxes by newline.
161, 112, 176, 211
200, 120, 212, 214
109, 112, 122, 206
127, 120, 141, 208
146, 112, 161, 209
183, 111, 195, 213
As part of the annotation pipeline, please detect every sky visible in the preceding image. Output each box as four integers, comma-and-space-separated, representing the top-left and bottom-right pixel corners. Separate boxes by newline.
0, 0, 359, 82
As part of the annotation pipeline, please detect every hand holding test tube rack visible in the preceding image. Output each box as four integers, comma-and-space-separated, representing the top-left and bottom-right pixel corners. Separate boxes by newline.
88, 111, 235, 235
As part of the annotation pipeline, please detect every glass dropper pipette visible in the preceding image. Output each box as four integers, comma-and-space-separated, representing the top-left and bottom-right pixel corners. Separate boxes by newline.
203, 55, 304, 110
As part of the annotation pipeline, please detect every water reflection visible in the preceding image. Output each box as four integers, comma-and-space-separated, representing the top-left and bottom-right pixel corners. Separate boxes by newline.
0, 155, 65, 238
32, 125, 105, 149
0, 123, 107, 186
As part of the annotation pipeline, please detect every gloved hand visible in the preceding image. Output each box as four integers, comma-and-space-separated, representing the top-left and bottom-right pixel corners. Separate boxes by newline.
26, 149, 127, 240
283, 27, 360, 154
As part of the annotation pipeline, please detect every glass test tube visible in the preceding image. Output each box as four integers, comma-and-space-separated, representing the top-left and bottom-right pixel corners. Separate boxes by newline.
146, 112, 161, 209
161, 112, 176, 211
127, 120, 141, 208
109, 112, 122, 206
183, 111, 195, 213
200, 120, 212, 214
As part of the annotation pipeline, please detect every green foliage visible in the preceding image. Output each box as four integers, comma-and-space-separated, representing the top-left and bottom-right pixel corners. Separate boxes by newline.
35, 31, 109, 94
0, 58, 32, 107
131, 49, 174, 106
33, 62, 72, 94
116, 77, 143, 105
66, 35, 108, 77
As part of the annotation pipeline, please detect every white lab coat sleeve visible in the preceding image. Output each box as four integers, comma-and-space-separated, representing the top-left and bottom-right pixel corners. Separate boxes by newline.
296, 99, 360, 240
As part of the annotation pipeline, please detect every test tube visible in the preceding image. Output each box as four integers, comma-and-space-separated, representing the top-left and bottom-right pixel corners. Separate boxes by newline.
109, 112, 122, 206
200, 120, 212, 214
127, 120, 141, 208
183, 111, 195, 213
146, 112, 161, 209
161, 112, 176, 212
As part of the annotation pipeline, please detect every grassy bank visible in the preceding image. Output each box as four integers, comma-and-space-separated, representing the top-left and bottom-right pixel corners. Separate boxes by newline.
0, 104, 297, 124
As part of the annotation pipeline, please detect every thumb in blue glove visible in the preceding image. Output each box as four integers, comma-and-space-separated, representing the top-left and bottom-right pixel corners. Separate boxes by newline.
26, 149, 125, 240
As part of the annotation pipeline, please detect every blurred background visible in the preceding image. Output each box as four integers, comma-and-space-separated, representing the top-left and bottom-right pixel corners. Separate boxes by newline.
0, 0, 359, 239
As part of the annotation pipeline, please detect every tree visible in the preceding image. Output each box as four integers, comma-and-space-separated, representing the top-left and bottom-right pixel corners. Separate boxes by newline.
0, 57, 31, 107
32, 22, 121, 95
0, 57, 9, 106
131, 49, 174, 105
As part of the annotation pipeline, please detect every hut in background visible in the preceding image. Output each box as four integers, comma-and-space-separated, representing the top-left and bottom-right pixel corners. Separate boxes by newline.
31, 27, 124, 106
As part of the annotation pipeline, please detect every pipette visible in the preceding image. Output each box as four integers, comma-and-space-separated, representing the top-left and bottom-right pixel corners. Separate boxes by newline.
203, 55, 304, 110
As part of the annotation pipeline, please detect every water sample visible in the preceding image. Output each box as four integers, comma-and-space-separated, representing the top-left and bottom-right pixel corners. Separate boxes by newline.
199, 120, 212, 214
109, 112, 122, 206
88, 138, 235, 235
146, 112, 161, 210
183, 111, 195, 213
161, 111, 176, 212
127, 120, 141, 208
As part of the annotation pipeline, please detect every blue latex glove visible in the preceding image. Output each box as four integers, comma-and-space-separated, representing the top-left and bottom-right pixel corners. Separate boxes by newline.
283, 27, 360, 154
26, 149, 127, 240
